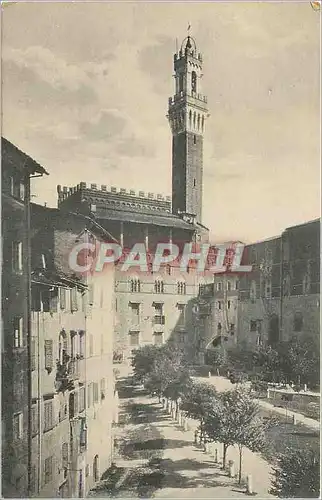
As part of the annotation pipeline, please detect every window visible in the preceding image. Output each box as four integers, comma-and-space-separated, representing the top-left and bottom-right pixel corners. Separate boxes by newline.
13, 317, 23, 348
154, 279, 164, 293
217, 282, 222, 291
179, 73, 184, 93
79, 331, 85, 358
87, 384, 92, 408
129, 331, 139, 346
235, 281, 239, 290
13, 412, 23, 440
12, 241, 23, 273
177, 303, 186, 326
153, 332, 163, 345
250, 320, 257, 332
130, 278, 141, 293
71, 288, 78, 312
227, 300, 231, 309
44, 340, 53, 371
44, 456, 53, 484
230, 324, 235, 336
130, 303, 140, 325
294, 312, 303, 332
31, 404, 38, 436
93, 383, 99, 404
62, 443, 68, 469
44, 400, 54, 432
193, 178, 196, 187
193, 135, 196, 145
166, 265, 171, 275
217, 301, 221, 310
60, 288, 66, 310
153, 303, 165, 324
227, 281, 232, 291
100, 378, 105, 400
217, 323, 222, 333
191, 71, 197, 93
19, 182, 25, 201
177, 281, 186, 295
79, 387, 86, 412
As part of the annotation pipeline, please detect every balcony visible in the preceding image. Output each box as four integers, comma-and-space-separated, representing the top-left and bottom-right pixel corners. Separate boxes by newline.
55, 356, 79, 392
153, 315, 165, 325
68, 359, 80, 380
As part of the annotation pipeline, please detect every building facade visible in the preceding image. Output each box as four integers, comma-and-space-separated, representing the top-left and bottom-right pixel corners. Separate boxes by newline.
29, 204, 117, 497
237, 219, 320, 347
1, 138, 48, 498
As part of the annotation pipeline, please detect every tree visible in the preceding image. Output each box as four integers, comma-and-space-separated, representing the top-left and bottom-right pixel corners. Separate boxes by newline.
181, 381, 218, 443
205, 387, 267, 476
206, 348, 227, 375
270, 449, 320, 498
131, 344, 162, 383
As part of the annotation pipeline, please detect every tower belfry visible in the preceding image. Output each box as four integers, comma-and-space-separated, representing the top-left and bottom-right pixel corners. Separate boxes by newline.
168, 35, 208, 224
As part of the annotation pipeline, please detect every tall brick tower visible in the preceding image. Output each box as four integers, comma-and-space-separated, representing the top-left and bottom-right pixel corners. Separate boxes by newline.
168, 35, 208, 224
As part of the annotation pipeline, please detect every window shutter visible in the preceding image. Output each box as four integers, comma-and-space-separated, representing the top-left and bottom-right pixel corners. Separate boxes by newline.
74, 392, 78, 415
71, 288, 78, 312
49, 289, 58, 313
44, 340, 53, 371
60, 289, 66, 310
62, 443, 68, 468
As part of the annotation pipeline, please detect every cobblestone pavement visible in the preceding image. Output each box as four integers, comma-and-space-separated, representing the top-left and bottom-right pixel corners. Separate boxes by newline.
90, 376, 275, 498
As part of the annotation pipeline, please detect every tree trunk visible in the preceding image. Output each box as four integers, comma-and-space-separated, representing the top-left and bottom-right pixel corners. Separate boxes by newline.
238, 446, 243, 484
223, 444, 228, 469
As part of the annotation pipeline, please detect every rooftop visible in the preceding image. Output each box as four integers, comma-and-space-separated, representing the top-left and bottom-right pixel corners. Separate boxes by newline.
2, 137, 49, 176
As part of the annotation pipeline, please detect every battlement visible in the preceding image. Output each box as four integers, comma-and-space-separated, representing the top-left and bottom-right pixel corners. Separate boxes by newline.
57, 183, 172, 206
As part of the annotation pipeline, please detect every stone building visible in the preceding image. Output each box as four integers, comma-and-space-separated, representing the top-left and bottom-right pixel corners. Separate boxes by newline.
237, 219, 320, 346
1, 138, 48, 498
29, 204, 117, 497
56, 35, 213, 361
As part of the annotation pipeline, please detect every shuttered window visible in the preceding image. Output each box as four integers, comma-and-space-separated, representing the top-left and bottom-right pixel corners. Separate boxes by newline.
44, 340, 53, 371
44, 456, 53, 484
62, 442, 68, 468
71, 288, 78, 312
60, 288, 66, 310
79, 387, 86, 412
44, 400, 54, 432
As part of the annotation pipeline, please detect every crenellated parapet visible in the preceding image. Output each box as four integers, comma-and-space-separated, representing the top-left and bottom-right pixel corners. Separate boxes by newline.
57, 183, 172, 213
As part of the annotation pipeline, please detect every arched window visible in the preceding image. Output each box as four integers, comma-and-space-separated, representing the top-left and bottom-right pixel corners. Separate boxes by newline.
177, 281, 186, 295
197, 114, 200, 130
154, 279, 164, 294
93, 455, 99, 482
201, 115, 204, 132
179, 74, 184, 93
130, 278, 141, 293
191, 71, 197, 93
189, 110, 192, 128
227, 281, 232, 291
193, 112, 196, 129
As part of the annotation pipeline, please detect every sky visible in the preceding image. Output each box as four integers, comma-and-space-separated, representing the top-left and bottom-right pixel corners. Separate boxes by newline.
2, 1, 320, 243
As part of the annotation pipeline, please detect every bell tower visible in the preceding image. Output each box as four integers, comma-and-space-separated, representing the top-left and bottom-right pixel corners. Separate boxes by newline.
168, 35, 208, 224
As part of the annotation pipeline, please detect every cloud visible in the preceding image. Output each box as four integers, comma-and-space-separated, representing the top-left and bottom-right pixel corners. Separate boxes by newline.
2, 46, 98, 106
79, 109, 127, 142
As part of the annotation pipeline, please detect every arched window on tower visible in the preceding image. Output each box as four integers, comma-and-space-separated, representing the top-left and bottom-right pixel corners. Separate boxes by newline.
191, 71, 197, 94
179, 74, 184, 93
193, 112, 196, 129
189, 110, 192, 128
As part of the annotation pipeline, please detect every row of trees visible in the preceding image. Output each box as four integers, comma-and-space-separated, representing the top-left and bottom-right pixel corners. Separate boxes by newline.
206, 334, 320, 389
132, 344, 268, 484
